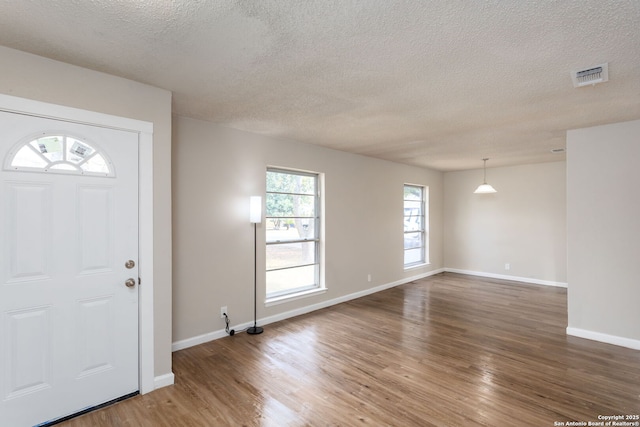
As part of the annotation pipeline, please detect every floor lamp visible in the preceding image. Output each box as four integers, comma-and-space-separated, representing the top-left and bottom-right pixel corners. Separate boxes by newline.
247, 196, 263, 335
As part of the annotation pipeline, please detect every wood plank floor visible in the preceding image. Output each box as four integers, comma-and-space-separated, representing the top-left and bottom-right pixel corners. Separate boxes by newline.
61, 273, 640, 426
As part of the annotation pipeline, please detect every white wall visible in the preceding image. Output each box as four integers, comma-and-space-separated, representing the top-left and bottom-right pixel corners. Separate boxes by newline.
172, 115, 443, 345
443, 162, 567, 285
567, 119, 640, 347
0, 46, 174, 377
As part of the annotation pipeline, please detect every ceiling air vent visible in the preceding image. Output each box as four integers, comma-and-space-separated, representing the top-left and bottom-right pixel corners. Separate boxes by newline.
571, 63, 608, 87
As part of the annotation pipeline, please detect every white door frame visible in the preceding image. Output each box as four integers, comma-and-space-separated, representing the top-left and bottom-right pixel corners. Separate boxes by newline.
0, 93, 155, 394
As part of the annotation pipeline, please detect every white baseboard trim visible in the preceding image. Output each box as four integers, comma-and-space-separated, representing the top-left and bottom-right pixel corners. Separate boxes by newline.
566, 327, 640, 350
444, 268, 568, 288
257, 268, 445, 330
172, 329, 231, 352
153, 372, 175, 390
171, 268, 445, 352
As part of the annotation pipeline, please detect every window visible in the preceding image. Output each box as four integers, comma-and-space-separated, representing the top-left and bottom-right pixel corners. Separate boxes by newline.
266, 168, 321, 298
404, 184, 428, 267
4, 134, 113, 176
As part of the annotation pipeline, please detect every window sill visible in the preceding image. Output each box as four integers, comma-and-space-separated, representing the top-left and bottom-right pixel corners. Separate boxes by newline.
404, 262, 430, 271
265, 287, 327, 307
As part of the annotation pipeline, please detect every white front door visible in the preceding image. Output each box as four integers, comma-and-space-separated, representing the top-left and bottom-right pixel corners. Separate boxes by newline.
0, 111, 139, 426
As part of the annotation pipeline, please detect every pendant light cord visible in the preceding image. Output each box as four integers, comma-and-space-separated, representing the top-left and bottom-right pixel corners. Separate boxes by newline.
482, 158, 489, 184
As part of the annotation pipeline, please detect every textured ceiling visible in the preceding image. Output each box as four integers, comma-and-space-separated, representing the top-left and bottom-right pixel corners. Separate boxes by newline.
0, 0, 638, 171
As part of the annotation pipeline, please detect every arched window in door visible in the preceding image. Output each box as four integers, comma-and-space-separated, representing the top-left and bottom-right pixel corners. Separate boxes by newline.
4, 133, 114, 177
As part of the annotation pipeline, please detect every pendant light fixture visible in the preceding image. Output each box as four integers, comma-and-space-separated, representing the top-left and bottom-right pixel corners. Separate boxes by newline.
474, 158, 497, 194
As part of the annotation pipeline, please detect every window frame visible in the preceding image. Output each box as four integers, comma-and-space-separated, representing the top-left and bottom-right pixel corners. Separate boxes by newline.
403, 184, 428, 268
265, 167, 322, 300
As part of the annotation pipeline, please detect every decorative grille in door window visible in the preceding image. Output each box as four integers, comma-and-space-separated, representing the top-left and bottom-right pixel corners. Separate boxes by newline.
4, 134, 114, 177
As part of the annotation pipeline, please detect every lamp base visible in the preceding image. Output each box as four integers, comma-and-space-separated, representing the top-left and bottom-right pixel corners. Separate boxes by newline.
247, 326, 263, 335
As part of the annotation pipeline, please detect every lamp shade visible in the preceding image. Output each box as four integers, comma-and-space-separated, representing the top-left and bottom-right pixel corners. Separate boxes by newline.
474, 183, 497, 194
249, 196, 262, 223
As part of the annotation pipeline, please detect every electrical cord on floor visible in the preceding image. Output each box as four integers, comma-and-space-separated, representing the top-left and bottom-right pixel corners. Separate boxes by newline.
223, 313, 235, 336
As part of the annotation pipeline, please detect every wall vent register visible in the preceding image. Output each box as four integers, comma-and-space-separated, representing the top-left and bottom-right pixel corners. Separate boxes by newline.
571, 63, 609, 88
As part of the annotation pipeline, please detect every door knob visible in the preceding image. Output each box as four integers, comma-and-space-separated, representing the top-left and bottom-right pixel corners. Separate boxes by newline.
125, 278, 136, 288
125, 260, 135, 269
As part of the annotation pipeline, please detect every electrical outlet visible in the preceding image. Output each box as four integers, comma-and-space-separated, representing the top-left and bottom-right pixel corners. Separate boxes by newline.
220, 306, 227, 318
505, 263, 510, 270
367, 274, 372, 282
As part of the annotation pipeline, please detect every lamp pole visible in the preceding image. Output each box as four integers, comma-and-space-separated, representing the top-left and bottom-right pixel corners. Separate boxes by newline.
247, 196, 263, 335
